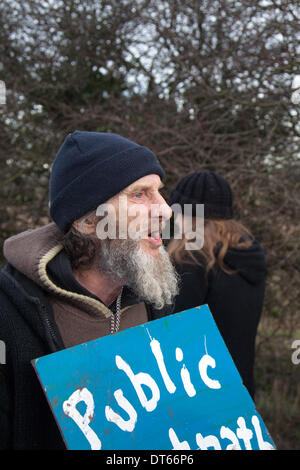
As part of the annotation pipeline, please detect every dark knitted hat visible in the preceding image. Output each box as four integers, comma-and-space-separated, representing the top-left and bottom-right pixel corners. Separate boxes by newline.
168, 171, 234, 219
49, 131, 165, 232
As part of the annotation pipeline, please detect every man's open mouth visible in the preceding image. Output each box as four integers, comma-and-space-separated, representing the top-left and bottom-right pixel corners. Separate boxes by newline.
147, 229, 162, 246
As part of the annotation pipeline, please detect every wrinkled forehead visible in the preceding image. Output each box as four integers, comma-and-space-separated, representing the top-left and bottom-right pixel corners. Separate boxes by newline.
120, 174, 164, 194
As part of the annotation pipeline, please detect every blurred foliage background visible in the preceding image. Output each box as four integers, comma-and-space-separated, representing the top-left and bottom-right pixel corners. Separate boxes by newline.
0, 0, 299, 449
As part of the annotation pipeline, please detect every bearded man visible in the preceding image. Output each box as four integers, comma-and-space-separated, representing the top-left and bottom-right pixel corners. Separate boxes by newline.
0, 131, 179, 449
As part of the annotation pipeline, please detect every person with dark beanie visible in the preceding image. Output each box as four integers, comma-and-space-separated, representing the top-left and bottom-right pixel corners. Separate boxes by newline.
167, 171, 266, 400
0, 131, 179, 449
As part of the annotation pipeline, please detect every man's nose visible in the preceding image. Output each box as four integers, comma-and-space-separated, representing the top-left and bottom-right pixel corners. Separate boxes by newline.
151, 193, 173, 221
160, 200, 173, 221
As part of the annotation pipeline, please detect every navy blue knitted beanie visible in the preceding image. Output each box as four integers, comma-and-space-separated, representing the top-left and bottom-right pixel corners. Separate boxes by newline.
168, 171, 234, 219
49, 131, 165, 232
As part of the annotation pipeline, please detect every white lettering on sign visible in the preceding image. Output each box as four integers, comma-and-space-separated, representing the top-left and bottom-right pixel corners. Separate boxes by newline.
175, 347, 196, 397
62, 388, 101, 450
149, 334, 176, 394
236, 417, 253, 450
198, 354, 221, 389
251, 415, 275, 450
62, 335, 274, 450
115, 354, 160, 412
168, 415, 274, 450
169, 427, 191, 450
196, 433, 222, 450
105, 389, 137, 432
220, 425, 242, 450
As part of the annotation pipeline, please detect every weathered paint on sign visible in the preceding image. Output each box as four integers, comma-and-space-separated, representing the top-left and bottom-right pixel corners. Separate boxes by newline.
32, 305, 275, 450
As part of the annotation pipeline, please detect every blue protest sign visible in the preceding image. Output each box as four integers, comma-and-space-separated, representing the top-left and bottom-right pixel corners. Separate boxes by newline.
32, 305, 275, 450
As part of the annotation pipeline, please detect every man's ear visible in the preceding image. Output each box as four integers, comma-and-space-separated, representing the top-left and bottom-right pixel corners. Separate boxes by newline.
73, 213, 97, 235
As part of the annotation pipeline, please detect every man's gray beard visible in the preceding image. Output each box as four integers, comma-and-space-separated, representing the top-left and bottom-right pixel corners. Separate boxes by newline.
96, 239, 179, 311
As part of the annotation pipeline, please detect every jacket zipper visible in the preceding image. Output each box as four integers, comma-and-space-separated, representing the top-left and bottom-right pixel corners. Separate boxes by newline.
38, 301, 63, 352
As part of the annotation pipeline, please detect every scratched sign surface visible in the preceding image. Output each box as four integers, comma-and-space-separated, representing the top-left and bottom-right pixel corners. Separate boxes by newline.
32, 305, 275, 450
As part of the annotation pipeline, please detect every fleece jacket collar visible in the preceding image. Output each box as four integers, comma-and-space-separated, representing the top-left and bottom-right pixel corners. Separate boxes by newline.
3, 223, 136, 319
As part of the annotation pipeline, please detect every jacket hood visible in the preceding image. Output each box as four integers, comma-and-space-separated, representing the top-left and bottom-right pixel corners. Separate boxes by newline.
3, 223, 62, 287
223, 239, 266, 285
2, 223, 132, 318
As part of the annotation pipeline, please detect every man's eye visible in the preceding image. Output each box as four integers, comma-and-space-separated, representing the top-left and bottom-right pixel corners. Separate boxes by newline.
134, 192, 143, 198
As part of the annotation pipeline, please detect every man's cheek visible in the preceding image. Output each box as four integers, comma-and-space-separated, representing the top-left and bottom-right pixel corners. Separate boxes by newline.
125, 204, 148, 240
128, 216, 149, 240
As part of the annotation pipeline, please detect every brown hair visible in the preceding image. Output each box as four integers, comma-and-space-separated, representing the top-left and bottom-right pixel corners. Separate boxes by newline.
60, 210, 99, 270
167, 218, 253, 274
61, 226, 96, 270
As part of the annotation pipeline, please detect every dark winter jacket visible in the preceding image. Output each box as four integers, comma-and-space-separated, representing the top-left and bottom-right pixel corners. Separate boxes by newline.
0, 225, 164, 449
0, 263, 66, 449
170, 240, 266, 399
